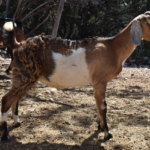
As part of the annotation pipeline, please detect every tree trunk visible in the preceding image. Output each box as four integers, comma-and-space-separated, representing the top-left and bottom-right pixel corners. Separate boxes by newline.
51, 0, 65, 37
5, 0, 10, 18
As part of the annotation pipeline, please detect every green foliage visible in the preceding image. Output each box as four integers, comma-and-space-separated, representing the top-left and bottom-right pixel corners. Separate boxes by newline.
58, 0, 148, 39
132, 41, 150, 58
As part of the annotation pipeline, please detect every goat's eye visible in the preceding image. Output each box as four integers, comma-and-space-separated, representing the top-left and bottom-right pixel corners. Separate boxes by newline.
143, 22, 148, 24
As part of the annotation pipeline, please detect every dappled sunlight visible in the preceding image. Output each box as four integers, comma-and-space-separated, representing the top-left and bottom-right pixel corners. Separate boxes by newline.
1, 65, 150, 149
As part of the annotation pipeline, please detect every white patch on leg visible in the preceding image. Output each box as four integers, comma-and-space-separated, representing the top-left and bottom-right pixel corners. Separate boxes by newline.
11, 102, 19, 124
1, 112, 8, 122
13, 114, 19, 124
39, 48, 92, 89
100, 99, 106, 110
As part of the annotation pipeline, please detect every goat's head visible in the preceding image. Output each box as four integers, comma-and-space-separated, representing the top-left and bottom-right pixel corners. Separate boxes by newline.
130, 11, 150, 45
3, 21, 21, 48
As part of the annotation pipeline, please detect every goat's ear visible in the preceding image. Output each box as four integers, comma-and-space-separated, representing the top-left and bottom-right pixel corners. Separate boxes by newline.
130, 20, 142, 45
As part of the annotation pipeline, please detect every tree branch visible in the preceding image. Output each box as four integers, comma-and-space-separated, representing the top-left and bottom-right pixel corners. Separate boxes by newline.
26, 10, 55, 37
51, 0, 65, 37
22, 0, 54, 21
21, 0, 34, 7
13, 0, 23, 19
21, 0, 39, 16
22, 4, 57, 21
5, 0, 10, 18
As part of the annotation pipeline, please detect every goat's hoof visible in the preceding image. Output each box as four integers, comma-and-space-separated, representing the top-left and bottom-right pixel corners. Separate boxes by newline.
5, 69, 10, 74
1, 135, 10, 142
13, 122, 21, 128
98, 124, 101, 131
104, 132, 113, 141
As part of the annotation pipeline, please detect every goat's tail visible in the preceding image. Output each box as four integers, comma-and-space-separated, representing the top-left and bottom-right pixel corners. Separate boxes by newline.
3, 21, 21, 49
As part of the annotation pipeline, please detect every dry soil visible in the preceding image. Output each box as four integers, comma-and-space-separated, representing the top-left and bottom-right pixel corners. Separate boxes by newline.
0, 56, 150, 150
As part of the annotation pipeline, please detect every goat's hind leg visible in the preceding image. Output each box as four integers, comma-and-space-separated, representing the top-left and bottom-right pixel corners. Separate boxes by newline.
1, 76, 38, 141
0, 89, 22, 141
5, 47, 13, 74
94, 83, 113, 141
0, 88, 24, 141
11, 101, 21, 128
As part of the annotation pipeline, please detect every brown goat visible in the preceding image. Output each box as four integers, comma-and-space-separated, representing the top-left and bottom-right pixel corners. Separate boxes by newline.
0, 18, 24, 73
1, 12, 150, 141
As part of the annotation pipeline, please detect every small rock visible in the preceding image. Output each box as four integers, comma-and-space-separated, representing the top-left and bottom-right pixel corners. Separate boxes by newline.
49, 97, 54, 101
28, 108, 35, 112
36, 93, 42, 97
50, 88, 58, 93
61, 130, 74, 136
45, 90, 51, 94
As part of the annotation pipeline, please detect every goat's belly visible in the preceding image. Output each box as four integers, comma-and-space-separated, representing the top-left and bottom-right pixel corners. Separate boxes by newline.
39, 48, 92, 89
39, 69, 91, 89
50, 70, 91, 89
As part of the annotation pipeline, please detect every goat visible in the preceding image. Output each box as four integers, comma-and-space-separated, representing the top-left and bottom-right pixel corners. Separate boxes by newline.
0, 18, 24, 73
1, 12, 150, 141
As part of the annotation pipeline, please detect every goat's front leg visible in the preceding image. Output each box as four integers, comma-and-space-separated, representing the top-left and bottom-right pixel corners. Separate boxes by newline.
93, 83, 112, 141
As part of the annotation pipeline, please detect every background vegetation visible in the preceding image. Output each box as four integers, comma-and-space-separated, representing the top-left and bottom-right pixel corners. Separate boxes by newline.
0, 0, 150, 58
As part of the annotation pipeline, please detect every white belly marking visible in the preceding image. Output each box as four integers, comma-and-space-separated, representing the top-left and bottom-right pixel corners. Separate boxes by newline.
39, 48, 91, 89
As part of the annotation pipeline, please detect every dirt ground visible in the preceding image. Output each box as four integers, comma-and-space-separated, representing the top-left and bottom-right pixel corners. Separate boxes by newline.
0, 56, 150, 150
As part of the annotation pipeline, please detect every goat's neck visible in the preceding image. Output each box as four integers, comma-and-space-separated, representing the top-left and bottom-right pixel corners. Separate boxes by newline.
113, 23, 137, 63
